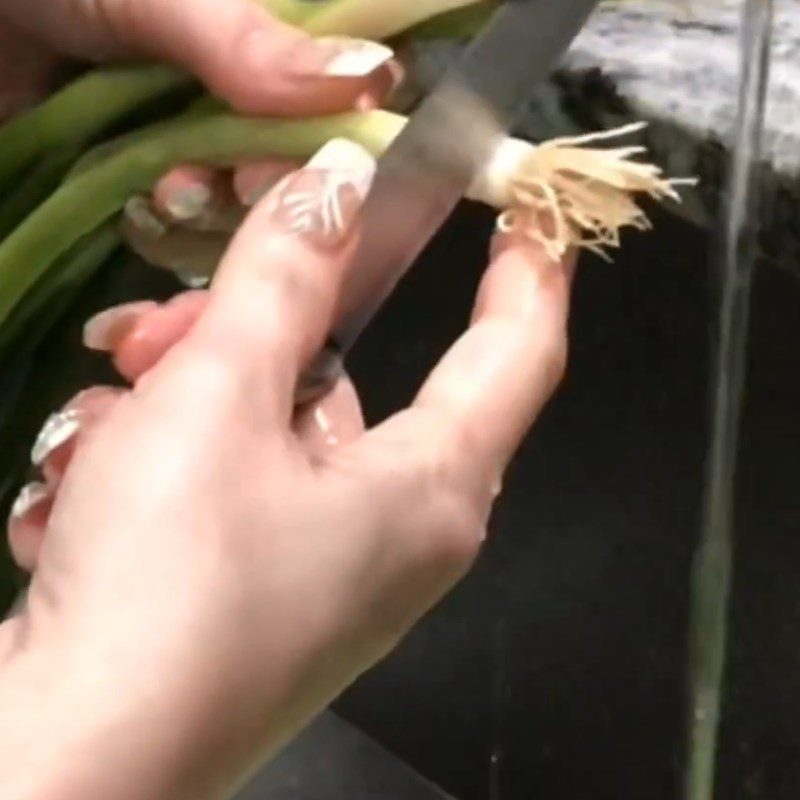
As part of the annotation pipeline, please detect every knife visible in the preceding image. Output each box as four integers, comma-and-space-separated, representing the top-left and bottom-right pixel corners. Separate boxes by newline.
299, 0, 601, 403
327, 0, 604, 401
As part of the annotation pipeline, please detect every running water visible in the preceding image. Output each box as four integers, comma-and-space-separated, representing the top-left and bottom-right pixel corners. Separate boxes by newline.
685, 2, 774, 799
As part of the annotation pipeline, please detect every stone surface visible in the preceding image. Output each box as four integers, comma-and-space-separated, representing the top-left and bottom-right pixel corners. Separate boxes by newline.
411, 0, 800, 275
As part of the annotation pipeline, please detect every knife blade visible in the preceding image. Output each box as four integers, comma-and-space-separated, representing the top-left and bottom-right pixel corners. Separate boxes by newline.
299, 0, 602, 403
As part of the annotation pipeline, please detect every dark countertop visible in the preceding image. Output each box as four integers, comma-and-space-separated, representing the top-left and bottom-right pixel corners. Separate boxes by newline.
2, 201, 799, 800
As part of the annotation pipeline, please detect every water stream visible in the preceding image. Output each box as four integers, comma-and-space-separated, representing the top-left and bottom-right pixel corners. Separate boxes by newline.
684, 1, 774, 798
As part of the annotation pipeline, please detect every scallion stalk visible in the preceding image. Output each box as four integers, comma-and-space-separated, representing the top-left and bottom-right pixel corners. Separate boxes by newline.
0, 111, 400, 327
0, 65, 192, 187
300, 0, 490, 40
0, 109, 690, 328
0, 148, 80, 240
404, 1, 497, 39
0, 224, 120, 359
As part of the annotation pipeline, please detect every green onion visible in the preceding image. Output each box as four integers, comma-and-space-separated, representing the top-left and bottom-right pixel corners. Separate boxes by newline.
0, 109, 690, 331
0, 65, 192, 187
0, 148, 80, 240
0, 224, 120, 359
0, 111, 400, 328
404, 1, 496, 39
300, 0, 490, 40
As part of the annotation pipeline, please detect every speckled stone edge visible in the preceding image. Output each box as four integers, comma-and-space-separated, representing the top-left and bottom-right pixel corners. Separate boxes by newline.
527, 67, 799, 277
407, 1, 800, 277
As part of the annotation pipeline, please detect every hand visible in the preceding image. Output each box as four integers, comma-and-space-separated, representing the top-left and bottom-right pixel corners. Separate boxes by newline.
0, 0, 402, 282
0, 138, 574, 798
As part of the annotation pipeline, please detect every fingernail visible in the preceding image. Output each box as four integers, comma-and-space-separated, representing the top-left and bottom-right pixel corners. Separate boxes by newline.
319, 37, 394, 78
124, 196, 167, 237
31, 409, 83, 467
163, 185, 211, 222
354, 58, 404, 112
266, 139, 376, 249
175, 270, 211, 289
10, 482, 50, 520
355, 91, 379, 112
83, 301, 158, 352
388, 60, 406, 92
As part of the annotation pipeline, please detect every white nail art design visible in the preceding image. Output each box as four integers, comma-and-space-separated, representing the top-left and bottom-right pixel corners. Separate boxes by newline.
31, 409, 82, 466
267, 139, 376, 242
321, 38, 394, 78
10, 482, 49, 519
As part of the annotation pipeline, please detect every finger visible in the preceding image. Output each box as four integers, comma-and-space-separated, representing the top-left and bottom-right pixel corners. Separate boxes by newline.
8, 386, 123, 572
7, 482, 53, 573
139, 4, 402, 116
233, 159, 302, 208
412, 234, 576, 486
6, 0, 400, 116
294, 376, 365, 458
33, 386, 124, 484
84, 293, 209, 382
0, 19, 60, 121
107, 292, 210, 382
83, 300, 159, 353
188, 138, 376, 418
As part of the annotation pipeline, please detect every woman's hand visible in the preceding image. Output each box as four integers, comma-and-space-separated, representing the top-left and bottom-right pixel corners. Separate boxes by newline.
0, 138, 574, 799
0, 0, 402, 283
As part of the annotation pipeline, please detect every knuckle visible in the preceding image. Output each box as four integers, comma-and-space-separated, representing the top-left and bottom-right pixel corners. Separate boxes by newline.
402, 422, 486, 570
71, 0, 138, 56
163, 337, 242, 402
422, 488, 486, 574
228, 232, 330, 312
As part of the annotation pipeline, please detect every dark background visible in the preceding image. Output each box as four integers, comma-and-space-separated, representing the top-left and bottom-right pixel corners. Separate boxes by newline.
2, 204, 799, 799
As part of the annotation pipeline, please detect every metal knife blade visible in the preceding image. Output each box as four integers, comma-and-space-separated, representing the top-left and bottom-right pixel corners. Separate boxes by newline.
299, 0, 602, 403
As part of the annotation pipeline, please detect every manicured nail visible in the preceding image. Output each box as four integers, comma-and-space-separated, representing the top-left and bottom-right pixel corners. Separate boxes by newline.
320, 37, 394, 78
124, 196, 167, 237
355, 91, 379, 112
163, 185, 211, 222
10, 482, 50, 520
83, 301, 158, 352
175, 270, 211, 289
31, 409, 83, 466
386, 60, 405, 93
266, 139, 376, 249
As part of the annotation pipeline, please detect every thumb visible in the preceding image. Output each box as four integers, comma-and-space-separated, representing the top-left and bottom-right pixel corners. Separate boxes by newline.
4, 0, 398, 115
